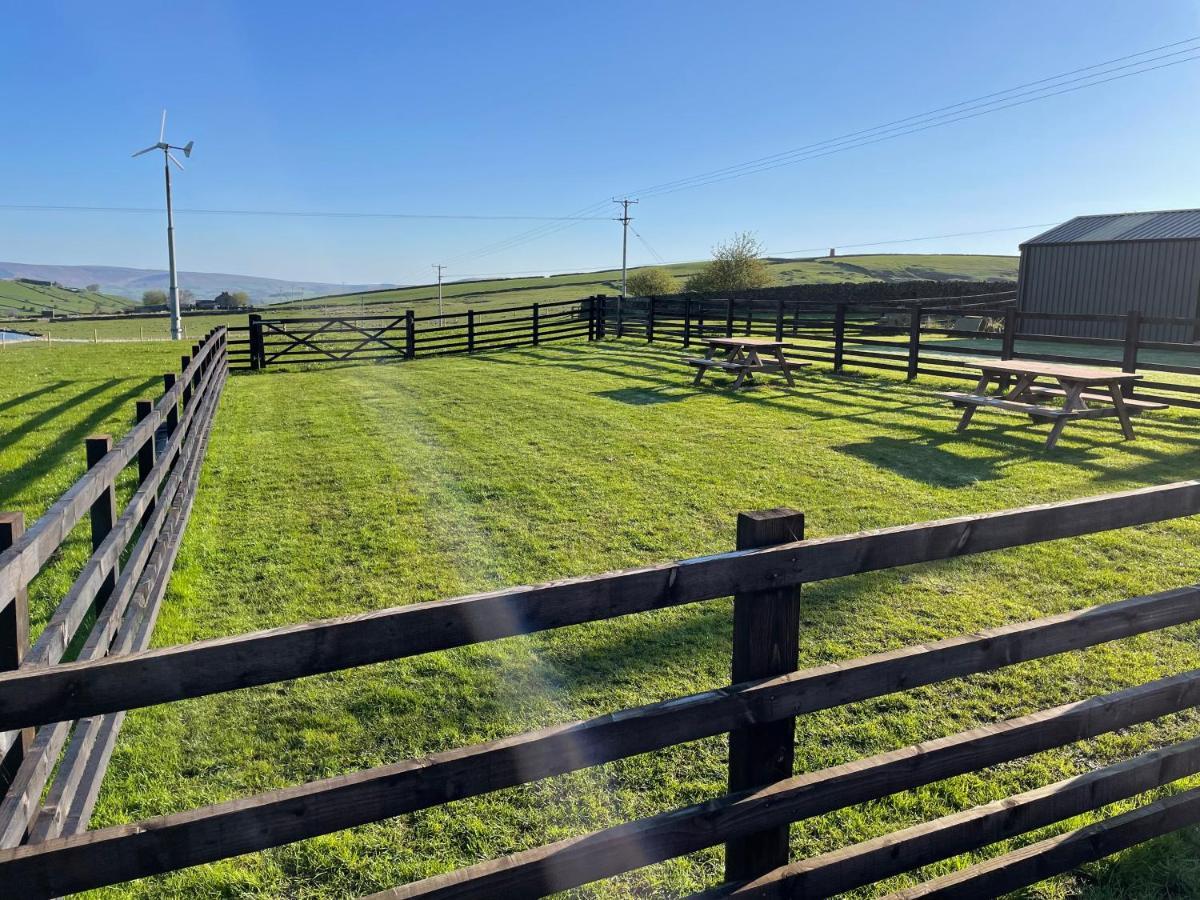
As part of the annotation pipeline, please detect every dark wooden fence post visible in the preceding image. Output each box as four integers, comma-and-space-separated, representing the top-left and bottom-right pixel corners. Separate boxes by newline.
467, 309, 476, 353
0, 512, 32, 783
647, 297, 656, 342
162, 373, 179, 439
532, 302, 540, 346
697, 300, 705, 340
726, 507, 805, 882
85, 435, 117, 609
586, 298, 596, 341
1122, 308, 1141, 397
405, 310, 416, 359
1001, 307, 1017, 360
906, 304, 921, 380
180, 356, 192, 408
726, 298, 735, 337
597, 296, 607, 340
775, 298, 785, 342
834, 303, 847, 373
248, 313, 263, 370
683, 298, 692, 348
135, 400, 157, 520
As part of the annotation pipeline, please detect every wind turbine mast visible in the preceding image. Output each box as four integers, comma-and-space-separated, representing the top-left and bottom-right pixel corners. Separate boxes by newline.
133, 111, 194, 341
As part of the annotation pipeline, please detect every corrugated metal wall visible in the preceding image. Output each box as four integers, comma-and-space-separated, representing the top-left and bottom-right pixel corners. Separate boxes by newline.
1017, 239, 1200, 342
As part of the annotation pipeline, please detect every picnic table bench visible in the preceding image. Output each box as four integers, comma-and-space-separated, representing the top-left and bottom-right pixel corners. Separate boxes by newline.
685, 337, 808, 389
936, 359, 1166, 449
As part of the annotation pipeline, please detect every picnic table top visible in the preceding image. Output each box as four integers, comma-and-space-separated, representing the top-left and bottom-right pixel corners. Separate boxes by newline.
703, 336, 785, 348
966, 359, 1142, 382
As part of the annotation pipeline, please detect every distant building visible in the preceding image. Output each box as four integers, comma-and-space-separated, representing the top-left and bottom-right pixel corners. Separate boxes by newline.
1018, 208, 1200, 342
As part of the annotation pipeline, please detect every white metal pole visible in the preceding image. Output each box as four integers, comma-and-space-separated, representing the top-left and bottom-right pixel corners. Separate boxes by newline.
164, 151, 182, 341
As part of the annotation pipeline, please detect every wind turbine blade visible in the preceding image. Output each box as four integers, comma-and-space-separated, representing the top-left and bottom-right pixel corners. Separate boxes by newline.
167, 152, 184, 170
131, 144, 159, 158
159, 109, 167, 142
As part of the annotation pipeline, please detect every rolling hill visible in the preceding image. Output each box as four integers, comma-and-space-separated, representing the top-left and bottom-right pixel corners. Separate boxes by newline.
271, 254, 1019, 315
0, 279, 134, 318
0, 261, 395, 307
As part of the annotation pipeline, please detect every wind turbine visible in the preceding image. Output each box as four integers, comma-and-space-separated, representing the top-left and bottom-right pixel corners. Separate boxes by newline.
133, 111, 194, 341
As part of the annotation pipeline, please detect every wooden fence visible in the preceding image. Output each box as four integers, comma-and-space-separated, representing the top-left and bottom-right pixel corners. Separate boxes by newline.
0, 327, 227, 854
226, 297, 604, 370
609, 294, 1200, 410
2, 480, 1200, 897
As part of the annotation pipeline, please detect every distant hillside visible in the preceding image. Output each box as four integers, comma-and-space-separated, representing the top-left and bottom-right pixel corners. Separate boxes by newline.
0, 279, 133, 317
0, 261, 395, 307
273, 254, 1019, 313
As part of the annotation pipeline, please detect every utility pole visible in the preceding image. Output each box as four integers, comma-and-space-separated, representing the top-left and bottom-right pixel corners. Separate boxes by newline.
433, 264, 445, 323
613, 198, 638, 298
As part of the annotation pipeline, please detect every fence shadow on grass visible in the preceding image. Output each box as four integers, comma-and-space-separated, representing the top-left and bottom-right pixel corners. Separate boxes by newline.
0, 376, 161, 501
0, 379, 71, 418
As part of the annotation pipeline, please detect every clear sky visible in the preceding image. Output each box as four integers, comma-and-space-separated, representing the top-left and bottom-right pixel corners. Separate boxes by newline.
1, 1, 1198, 285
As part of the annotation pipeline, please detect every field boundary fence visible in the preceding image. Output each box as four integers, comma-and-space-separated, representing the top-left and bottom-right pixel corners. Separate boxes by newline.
609, 293, 1200, 410
0, 327, 228, 853
1, 481, 1200, 897
227, 297, 604, 370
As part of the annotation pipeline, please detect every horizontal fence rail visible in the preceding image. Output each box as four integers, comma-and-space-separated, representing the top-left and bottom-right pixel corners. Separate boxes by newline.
606, 294, 1200, 410
227, 297, 604, 370
230, 289, 1200, 412
2, 481, 1200, 897
0, 328, 228, 854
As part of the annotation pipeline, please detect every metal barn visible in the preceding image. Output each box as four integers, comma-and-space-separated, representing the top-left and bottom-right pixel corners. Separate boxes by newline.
1017, 208, 1200, 343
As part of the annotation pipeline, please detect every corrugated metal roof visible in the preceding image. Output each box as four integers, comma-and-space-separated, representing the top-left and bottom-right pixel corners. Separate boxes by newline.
1024, 208, 1200, 245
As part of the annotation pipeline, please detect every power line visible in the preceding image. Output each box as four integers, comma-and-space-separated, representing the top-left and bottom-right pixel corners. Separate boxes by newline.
444, 37, 1200, 265
0, 203, 612, 222
764, 222, 1060, 256
631, 36, 1200, 197
631, 226, 666, 265
637, 47, 1200, 198
396, 220, 1060, 285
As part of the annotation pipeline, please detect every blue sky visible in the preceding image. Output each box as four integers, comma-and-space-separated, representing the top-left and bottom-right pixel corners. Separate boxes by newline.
1, 1, 1198, 285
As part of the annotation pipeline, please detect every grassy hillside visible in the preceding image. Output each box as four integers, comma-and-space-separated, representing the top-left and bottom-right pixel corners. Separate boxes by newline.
0, 255, 1016, 342
271, 253, 1019, 315
0, 279, 134, 318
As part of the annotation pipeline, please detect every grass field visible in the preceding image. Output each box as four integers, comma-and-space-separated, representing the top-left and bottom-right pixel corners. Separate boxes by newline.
0, 342, 194, 635
0, 280, 133, 318
6, 338, 1183, 897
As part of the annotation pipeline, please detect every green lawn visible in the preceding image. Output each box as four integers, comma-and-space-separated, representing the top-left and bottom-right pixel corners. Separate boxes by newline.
0, 342, 194, 635
55, 338, 1200, 898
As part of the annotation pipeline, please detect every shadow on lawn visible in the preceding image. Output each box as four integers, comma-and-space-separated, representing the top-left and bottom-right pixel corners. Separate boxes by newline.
0, 379, 71, 418
0, 376, 161, 500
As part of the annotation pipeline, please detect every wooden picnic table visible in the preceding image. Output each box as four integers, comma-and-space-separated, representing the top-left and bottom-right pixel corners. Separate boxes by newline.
937, 359, 1167, 449
685, 336, 808, 389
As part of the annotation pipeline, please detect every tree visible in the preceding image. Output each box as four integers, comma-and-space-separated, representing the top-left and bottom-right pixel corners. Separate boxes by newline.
141, 289, 167, 307
85, 283, 101, 293
683, 232, 772, 293
179, 288, 196, 307
214, 290, 251, 308
625, 267, 678, 297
